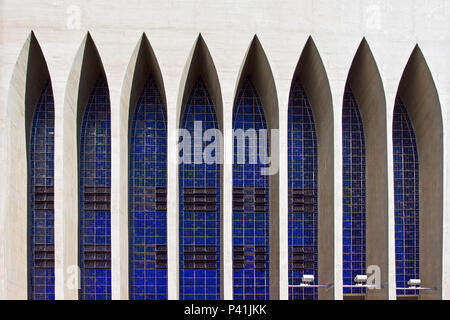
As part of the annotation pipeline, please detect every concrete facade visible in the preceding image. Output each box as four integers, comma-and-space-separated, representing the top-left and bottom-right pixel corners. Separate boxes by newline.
0, 0, 449, 300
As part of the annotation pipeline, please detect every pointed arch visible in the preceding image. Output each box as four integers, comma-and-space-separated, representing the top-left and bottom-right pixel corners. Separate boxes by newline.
232, 35, 279, 300
125, 34, 167, 134
343, 38, 388, 299
1, 31, 54, 299
177, 34, 223, 130
287, 36, 333, 300
74, 33, 109, 138
70, 33, 112, 300
177, 34, 223, 300
123, 34, 168, 300
25, 34, 55, 301
26, 39, 56, 299
394, 45, 443, 300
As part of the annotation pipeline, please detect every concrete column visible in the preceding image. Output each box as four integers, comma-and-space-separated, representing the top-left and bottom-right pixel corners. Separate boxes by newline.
117, 33, 169, 300
58, 33, 110, 300
295, 37, 335, 300
54, 33, 83, 300
320, 37, 358, 300
1, 33, 32, 300
278, 82, 288, 301
175, 34, 224, 299
234, 36, 280, 300
347, 39, 389, 300
166, 101, 179, 300
397, 46, 444, 300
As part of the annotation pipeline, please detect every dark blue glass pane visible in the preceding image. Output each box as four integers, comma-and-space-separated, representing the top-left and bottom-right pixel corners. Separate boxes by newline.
79, 78, 111, 300
29, 82, 55, 300
232, 79, 269, 300
393, 97, 419, 296
179, 79, 221, 300
129, 78, 168, 300
288, 81, 318, 300
342, 84, 366, 295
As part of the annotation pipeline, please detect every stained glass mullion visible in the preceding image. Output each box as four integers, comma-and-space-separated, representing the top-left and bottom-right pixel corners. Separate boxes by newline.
179, 79, 221, 300
232, 79, 270, 300
342, 84, 367, 295
29, 82, 55, 300
79, 78, 112, 300
129, 78, 168, 300
287, 81, 318, 300
393, 97, 419, 297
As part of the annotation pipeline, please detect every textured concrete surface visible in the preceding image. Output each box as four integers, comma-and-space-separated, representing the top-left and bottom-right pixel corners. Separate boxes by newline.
0, 0, 449, 300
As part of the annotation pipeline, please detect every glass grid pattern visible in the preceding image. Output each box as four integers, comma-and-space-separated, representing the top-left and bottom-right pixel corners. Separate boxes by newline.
179, 79, 221, 300
287, 81, 318, 300
79, 78, 112, 300
129, 78, 168, 300
232, 79, 270, 300
342, 85, 366, 295
29, 83, 55, 300
393, 97, 419, 296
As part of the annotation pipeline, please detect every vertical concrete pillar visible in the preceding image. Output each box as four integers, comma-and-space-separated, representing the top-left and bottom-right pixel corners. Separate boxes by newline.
234, 36, 280, 300
58, 33, 109, 300
347, 39, 389, 300
1, 32, 51, 299
291, 37, 335, 300
174, 34, 224, 299
396, 46, 444, 300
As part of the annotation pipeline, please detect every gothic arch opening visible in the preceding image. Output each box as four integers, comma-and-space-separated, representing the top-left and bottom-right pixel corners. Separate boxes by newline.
2, 31, 54, 299
287, 36, 334, 300
70, 33, 112, 300
394, 45, 443, 300
24, 33, 55, 300
123, 33, 168, 300
176, 34, 224, 300
343, 38, 388, 300
232, 35, 279, 300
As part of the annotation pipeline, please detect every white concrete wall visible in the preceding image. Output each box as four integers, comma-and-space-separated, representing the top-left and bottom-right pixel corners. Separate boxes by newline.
0, 0, 449, 300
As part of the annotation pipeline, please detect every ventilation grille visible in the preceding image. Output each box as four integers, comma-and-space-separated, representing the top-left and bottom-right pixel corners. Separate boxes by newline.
32, 186, 54, 210
233, 245, 267, 270
83, 245, 111, 269
133, 244, 167, 269
33, 244, 55, 269
183, 245, 217, 270
288, 188, 315, 213
183, 187, 217, 212
147, 187, 167, 212
84, 187, 111, 211
232, 187, 267, 212
289, 245, 315, 272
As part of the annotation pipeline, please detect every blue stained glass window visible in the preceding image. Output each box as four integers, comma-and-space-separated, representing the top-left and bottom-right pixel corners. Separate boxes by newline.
287, 81, 318, 300
232, 79, 269, 300
29, 82, 55, 300
129, 78, 168, 300
342, 84, 366, 295
179, 79, 221, 300
393, 97, 419, 296
79, 78, 111, 300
